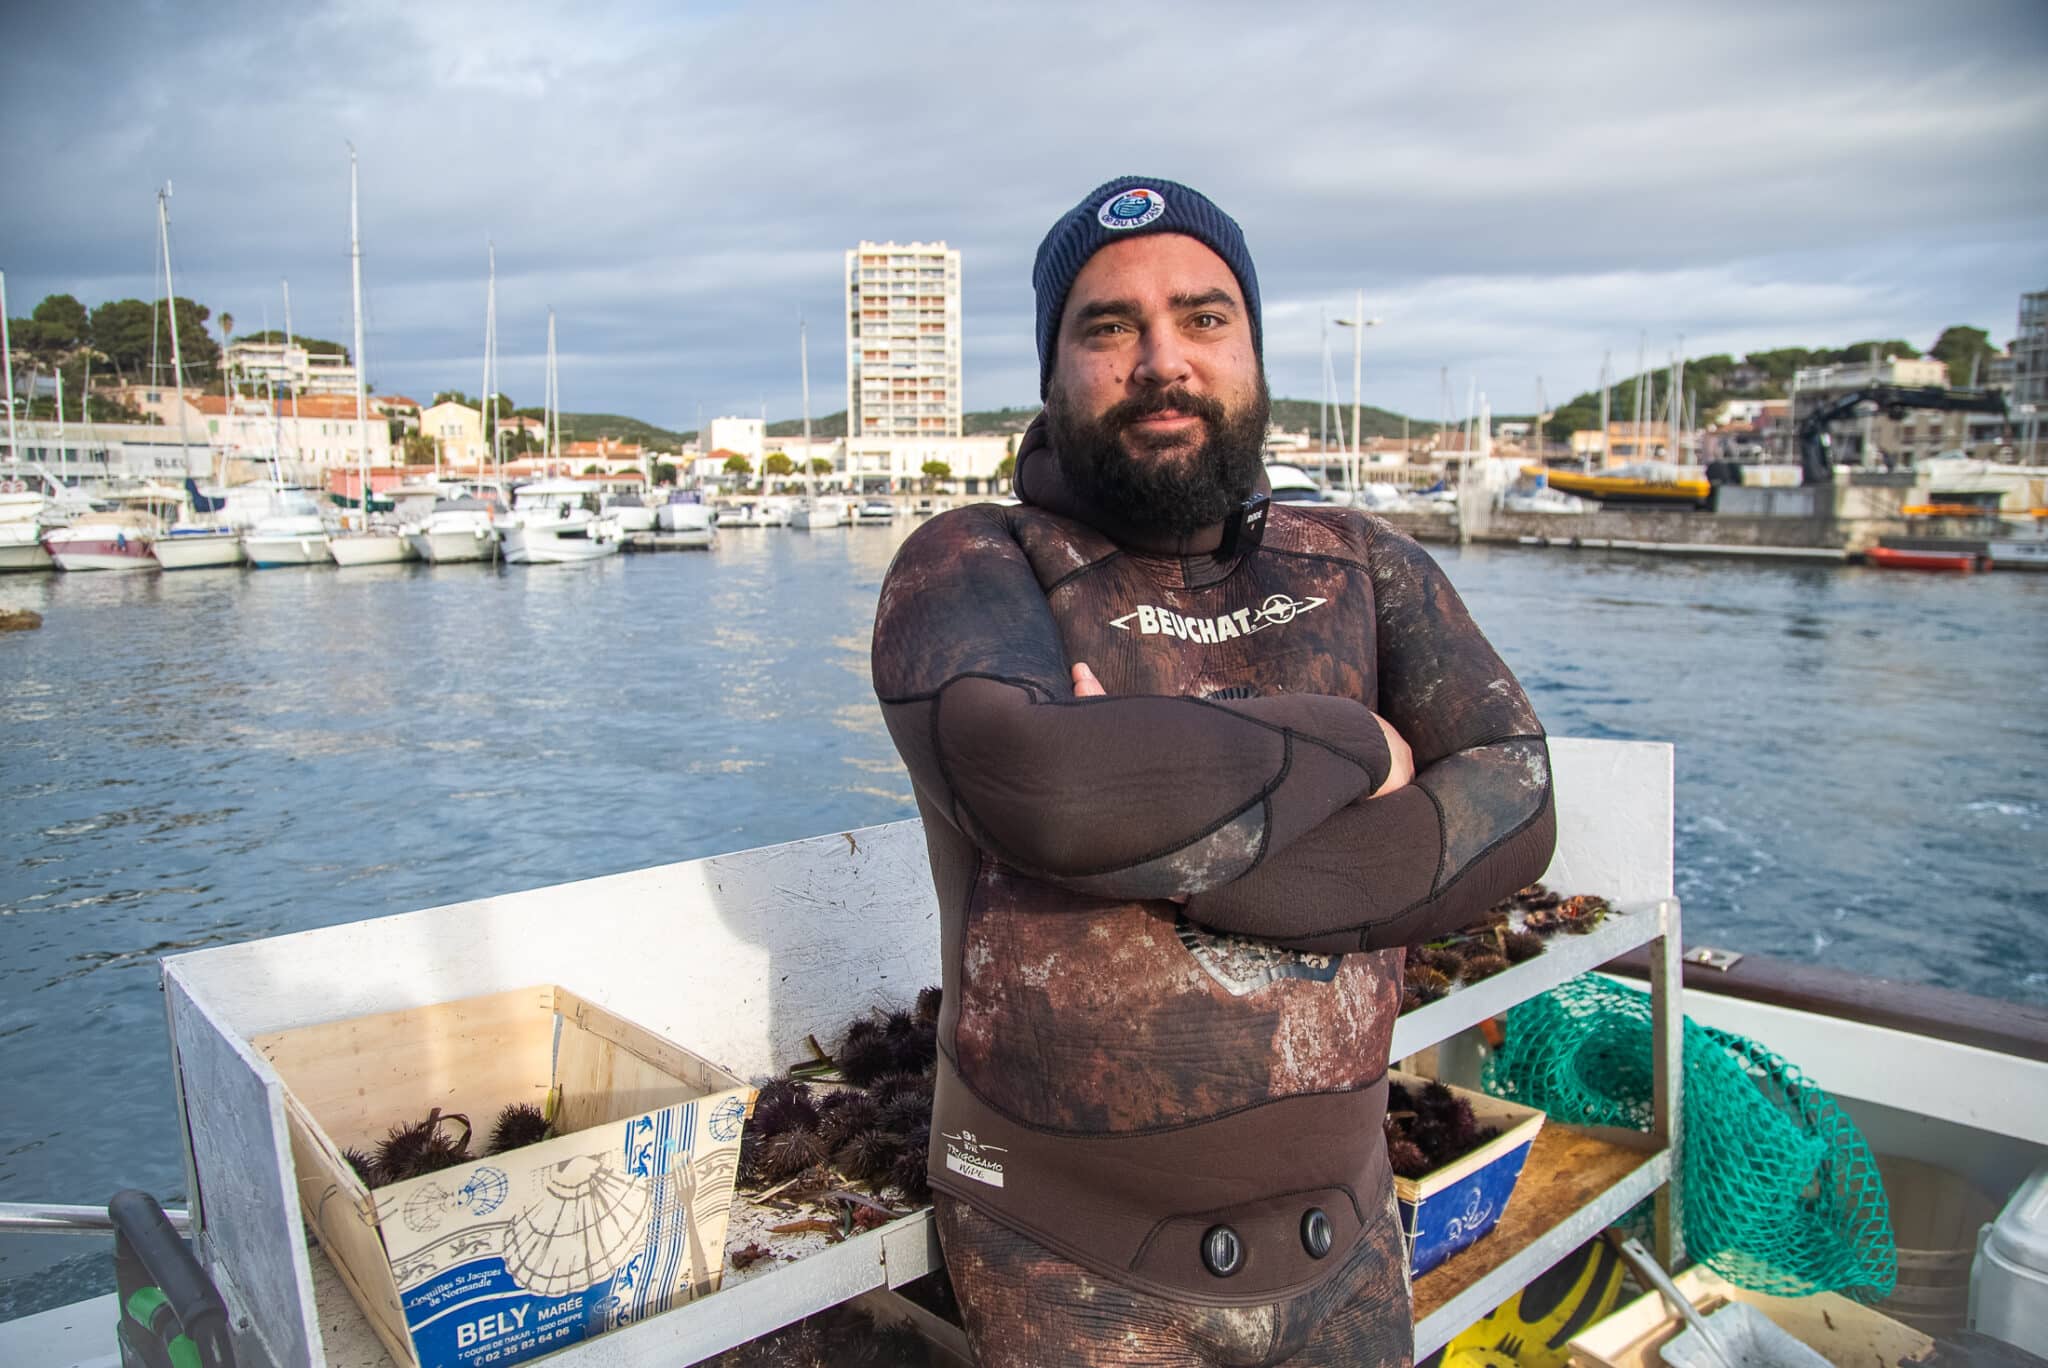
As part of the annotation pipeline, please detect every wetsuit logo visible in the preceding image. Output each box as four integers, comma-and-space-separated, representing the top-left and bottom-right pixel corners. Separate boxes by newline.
942, 1130, 1008, 1188
1108, 594, 1327, 644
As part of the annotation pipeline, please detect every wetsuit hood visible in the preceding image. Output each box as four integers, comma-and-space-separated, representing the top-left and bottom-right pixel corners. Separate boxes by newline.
1012, 412, 1272, 560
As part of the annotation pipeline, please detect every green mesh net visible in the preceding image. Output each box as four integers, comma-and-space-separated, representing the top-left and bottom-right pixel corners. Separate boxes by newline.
1480, 973, 1897, 1302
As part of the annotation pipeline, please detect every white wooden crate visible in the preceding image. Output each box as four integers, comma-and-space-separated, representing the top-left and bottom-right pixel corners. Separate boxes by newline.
163, 736, 1676, 1367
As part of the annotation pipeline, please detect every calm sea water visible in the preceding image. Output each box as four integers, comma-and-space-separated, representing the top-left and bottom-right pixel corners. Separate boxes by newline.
2, 523, 2044, 1315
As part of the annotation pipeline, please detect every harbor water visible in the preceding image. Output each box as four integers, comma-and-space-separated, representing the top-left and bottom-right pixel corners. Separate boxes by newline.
2, 523, 2044, 1316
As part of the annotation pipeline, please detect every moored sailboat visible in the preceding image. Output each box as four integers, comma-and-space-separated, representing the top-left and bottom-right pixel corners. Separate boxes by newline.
326, 148, 413, 569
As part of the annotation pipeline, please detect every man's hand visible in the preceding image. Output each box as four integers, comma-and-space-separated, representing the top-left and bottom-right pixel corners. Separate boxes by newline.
1077, 660, 1411, 797
1373, 715, 1413, 797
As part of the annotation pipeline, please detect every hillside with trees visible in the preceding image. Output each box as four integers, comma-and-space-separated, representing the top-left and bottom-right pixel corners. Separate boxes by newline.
1538, 325, 2002, 442
6, 291, 223, 417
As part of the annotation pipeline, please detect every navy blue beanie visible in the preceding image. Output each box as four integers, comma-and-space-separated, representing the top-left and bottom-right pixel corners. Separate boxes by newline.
1032, 176, 1263, 398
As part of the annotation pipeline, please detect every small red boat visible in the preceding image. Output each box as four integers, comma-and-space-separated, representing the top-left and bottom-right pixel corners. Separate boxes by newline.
1865, 545, 1983, 572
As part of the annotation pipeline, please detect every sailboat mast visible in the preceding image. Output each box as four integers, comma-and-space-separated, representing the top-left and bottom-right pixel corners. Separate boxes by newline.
349, 147, 370, 519
0, 271, 16, 464
484, 243, 498, 487
800, 313, 813, 493
546, 309, 558, 475
283, 279, 301, 451
1598, 352, 1611, 467
1318, 307, 1329, 458
159, 186, 192, 483
1350, 289, 1363, 473
1632, 331, 1647, 462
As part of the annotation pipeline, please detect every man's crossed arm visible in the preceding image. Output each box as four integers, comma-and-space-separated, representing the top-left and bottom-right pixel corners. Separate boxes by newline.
871, 507, 1553, 940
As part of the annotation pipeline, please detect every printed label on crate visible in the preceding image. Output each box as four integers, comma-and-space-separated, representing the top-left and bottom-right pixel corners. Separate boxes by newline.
384, 1102, 722, 1368
404, 1261, 603, 1366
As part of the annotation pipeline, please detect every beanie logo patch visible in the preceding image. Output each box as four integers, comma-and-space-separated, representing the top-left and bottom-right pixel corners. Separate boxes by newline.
1097, 187, 1166, 231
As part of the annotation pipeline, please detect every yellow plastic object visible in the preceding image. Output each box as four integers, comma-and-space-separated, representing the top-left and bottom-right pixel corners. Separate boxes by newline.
1422, 1237, 1625, 1368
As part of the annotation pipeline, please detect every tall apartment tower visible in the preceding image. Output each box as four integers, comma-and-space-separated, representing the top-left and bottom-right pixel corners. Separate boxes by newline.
2016, 289, 2046, 464
845, 241, 962, 439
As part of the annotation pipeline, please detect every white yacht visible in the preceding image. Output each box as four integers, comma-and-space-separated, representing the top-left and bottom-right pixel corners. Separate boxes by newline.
404, 496, 499, 563
241, 489, 333, 568
0, 521, 50, 572
0, 472, 84, 572
603, 492, 658, 534
43, 510, 161, 572
151, 479, 246, 570
499, 479, 621, 564
151, 526, 244, 570
788, 495, 850, 530
656, 491, 717, 547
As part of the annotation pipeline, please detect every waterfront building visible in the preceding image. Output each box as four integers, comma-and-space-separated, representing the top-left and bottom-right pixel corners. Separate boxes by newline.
2014, 289, 2046, 464
562, 438, 645, 474
371, 395, 422, 433
420, 401, 487, 467
223, 338, 359, 397
845, 241, 963, 442
1, 419, 211, 486
703, 417, 766, 466
192, 395, 393, 470
1599, 421, 1673, 464
843, 434, 1008, 494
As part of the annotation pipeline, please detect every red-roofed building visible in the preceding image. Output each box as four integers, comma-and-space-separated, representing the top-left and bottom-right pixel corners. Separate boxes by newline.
183, 392, 393, 469
371, 395, 423, 432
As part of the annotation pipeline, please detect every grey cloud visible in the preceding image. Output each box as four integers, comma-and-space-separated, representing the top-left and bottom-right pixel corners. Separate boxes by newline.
3, 0, 2043, 425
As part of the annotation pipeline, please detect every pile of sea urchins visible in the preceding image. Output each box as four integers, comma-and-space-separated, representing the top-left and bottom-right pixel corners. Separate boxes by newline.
1399, 883, 1612, 1013
738, 986, 940, 1205
1383, 1078, 1501, 1180
341, 1102, 555, 1188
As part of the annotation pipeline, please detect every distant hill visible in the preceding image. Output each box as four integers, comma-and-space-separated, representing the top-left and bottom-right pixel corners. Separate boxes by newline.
514, 410, 691, 449
765, 412, 849, 441
759, 400, 1436, 444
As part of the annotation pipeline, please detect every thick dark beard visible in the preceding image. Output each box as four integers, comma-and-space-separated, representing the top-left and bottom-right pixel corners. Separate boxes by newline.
1049, 374, 1271, 536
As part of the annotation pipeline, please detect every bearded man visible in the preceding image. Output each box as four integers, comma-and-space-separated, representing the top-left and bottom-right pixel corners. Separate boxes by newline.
869, 176, 1556, 1367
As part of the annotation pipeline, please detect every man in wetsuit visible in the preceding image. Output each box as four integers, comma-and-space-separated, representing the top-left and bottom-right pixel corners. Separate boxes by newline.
870, 176, 1555, 1367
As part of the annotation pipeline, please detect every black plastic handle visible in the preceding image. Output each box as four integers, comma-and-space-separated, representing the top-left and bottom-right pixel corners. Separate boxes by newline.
109, 1189, 237, 1368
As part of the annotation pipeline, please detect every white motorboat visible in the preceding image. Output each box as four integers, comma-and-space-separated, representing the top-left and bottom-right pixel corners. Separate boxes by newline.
241, 489, 333, 567
43, 511, 160, 572
854, 498, 898, 523
1502, 485, 1590, 515
404, 496, 499, 563
656, 491, 718, 547
151, 480, 246, 569
0, 521, 52, 572
0, 475, 69, 572
3, 740, 2044, 1365
603, 492, 658, 533
151, 526, 245, 570
326, 530, 412, 566
788, 496, 849, 530
499, 478, 622, 564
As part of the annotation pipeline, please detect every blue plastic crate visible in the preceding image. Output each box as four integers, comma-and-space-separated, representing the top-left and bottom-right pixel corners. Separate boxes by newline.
1390, 1072, 1546, 1278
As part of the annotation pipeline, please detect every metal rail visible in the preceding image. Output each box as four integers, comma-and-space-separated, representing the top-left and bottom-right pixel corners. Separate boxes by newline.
0, 1201, 190, 1236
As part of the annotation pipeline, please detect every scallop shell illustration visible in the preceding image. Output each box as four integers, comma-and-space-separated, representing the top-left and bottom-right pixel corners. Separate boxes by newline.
459, 1166, 509, 1217
502, 1153, 651, 1297
402, 1182, 454, 1234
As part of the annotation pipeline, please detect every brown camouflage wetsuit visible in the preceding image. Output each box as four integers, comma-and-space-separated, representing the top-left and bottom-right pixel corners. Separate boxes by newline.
871, 420, 1555, 1366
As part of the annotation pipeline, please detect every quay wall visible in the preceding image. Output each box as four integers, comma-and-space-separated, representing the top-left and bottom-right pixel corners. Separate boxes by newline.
1371, 507, 1891, 556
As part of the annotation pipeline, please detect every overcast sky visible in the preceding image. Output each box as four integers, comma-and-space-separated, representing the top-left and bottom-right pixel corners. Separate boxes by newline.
3, 1, 2043, 429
